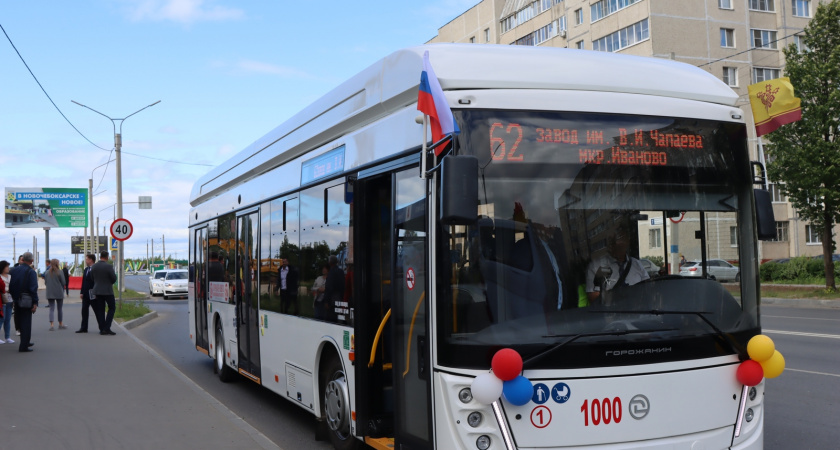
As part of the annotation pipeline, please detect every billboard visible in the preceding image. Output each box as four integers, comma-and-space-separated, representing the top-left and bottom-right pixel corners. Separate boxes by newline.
70, 236, 108, 254
5, 188, 88, 228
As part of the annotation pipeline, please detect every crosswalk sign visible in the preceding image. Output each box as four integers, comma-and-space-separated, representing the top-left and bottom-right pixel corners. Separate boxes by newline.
110, 237, 118, 251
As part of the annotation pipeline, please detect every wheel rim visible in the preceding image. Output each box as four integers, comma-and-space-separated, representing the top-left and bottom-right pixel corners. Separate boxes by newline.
324, 370, 351, 439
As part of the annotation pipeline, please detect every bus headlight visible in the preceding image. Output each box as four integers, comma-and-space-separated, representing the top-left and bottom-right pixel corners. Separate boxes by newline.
458, 388, 473, 403
748, 387, 757, 401
476, 435, 491, 450
745, 408, 754, 422
467, 412, 482, 428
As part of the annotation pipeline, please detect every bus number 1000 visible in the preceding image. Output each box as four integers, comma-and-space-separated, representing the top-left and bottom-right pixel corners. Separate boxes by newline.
580, 397, 622, 426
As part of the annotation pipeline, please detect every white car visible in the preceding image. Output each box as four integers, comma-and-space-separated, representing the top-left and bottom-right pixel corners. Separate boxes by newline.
162, 270, 189, 299
149, 269, 170, 296
679, 259, 741, 282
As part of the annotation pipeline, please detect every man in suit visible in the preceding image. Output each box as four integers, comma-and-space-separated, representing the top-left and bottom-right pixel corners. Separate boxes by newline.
62, 262, 70, 295
76, 254, 98, 333
8, 252, 38, 352
276, 257, 299, 315
90, 251, 117, 335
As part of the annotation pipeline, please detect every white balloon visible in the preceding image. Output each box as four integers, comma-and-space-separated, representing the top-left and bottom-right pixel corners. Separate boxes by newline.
471, 373, 503, 405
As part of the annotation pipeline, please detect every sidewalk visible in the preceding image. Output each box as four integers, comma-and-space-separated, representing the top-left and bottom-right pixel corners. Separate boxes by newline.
0, 294, 279, 450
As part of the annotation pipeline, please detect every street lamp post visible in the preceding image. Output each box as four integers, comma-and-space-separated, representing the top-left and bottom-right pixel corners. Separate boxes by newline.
89, 160, 113, 256
72, 99, 160, 296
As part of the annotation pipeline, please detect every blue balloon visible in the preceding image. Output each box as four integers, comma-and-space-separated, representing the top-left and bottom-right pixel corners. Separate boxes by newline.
503, 376, 533, 406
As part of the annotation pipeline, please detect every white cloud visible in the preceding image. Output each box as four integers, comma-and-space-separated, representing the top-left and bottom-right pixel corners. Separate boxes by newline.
126, 0, 244, 24
236, 60, 312, 79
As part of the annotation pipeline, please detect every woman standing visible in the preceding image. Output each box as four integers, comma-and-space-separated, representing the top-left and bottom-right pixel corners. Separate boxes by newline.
0, 260, 14, 343
44, 258, 67, 330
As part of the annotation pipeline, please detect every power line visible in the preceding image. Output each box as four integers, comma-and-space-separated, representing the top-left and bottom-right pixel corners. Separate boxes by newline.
697, 31, 801, 68
95, 149, 115, 192
0, 22, 111, 152
122, 150, 214, 167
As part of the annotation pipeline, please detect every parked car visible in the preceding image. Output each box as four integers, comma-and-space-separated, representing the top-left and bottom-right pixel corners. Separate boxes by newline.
812, 254, 840, 262
162, 269, 188, 299
679, 259, 740, 282
149, 269, 170, 296
639, 258, 661, 278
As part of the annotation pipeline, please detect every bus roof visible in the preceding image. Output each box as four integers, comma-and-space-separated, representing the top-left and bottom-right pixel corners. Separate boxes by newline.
191, 44, 738, 206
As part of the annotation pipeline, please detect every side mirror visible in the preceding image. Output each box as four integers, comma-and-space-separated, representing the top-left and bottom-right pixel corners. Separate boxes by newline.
440, 155, 478, 225
754, 189, 776, 240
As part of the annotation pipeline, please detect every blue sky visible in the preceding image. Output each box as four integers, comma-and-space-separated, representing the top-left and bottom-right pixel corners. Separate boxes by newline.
1, 0, 475, 267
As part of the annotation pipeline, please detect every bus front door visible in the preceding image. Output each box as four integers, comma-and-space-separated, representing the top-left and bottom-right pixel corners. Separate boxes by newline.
392, 169, 432, 449
193, 227, 209, 353
235, 212, 261, 383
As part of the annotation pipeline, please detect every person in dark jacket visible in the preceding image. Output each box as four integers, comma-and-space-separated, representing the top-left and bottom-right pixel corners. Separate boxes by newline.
90, 251, 117, 335
76, 254, 98, 333
62, 263, 70, 295
8, 252, 38, 352
322, 255, 344, 323
12, 255, 23, 335
276, 257, 299, 315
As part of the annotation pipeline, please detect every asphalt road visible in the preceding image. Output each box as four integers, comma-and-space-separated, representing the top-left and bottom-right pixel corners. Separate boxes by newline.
128, 294, 839, 449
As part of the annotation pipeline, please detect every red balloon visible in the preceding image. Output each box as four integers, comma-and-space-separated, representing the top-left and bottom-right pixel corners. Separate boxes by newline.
736, 360, 764, 386
491, 348, 523, 381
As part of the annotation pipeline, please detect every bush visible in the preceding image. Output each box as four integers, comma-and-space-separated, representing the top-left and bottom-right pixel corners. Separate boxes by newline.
645, 256, 665, 268
760, 262, 780, 282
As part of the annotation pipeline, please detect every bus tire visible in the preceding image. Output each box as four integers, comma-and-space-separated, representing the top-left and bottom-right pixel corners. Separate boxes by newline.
321, 356, 359, 450
215, 321, 236, 382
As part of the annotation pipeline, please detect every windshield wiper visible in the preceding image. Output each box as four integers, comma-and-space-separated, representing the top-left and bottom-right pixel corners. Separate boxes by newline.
522, 328, 678, 369
590, 309, 743, 356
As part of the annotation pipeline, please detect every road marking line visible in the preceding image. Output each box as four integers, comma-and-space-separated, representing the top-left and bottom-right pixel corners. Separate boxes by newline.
764, 329, 840, 339
764, 315, 840, 322
785, 368, 840, 378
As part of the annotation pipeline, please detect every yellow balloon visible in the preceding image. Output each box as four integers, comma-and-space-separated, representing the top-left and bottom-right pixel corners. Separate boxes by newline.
759, 351, 785, 379
747, 335, 775, 362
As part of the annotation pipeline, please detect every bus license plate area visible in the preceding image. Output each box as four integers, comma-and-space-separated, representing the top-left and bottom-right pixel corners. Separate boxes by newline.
503, 364, 742, 448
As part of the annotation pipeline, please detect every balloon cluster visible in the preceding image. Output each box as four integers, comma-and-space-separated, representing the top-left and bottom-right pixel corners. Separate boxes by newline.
470, 348, 534, 406
736, 335, 785, 386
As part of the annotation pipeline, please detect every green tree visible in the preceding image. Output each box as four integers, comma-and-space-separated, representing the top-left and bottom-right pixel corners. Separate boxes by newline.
765, 0, 840, 289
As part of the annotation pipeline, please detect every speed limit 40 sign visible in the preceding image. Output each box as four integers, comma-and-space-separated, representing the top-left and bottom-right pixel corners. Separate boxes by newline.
110, 218, 134, 241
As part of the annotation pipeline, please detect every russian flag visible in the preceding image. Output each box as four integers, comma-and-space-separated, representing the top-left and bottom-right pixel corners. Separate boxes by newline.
418, 51, 459, 155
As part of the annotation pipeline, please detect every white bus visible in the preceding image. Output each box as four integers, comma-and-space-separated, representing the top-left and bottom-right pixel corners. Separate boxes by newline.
189, 44, 775, 450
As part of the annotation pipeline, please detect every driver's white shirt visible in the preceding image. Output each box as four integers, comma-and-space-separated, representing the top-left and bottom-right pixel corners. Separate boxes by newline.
585, 254, 649, 293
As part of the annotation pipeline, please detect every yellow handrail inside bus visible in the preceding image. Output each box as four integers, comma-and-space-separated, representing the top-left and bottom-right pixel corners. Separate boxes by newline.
403, 291, 426, 377
368, 308, 392, 368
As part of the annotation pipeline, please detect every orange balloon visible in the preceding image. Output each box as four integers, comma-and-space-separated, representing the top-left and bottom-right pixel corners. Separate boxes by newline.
747, 335, 775, 362
759, 351, 785, 379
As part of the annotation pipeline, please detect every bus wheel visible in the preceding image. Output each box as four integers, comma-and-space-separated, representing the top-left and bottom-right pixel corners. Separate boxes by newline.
322, 357, 359, 450
215, 322, 236, 382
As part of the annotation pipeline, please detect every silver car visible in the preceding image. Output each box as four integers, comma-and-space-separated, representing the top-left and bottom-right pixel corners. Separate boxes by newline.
162, 270, 189, 299
679, 259, 740, 282
149, 269, 170, 296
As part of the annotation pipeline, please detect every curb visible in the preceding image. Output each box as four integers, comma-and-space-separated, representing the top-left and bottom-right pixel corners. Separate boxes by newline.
762, 297, 840, 309
121, 310, 159, 330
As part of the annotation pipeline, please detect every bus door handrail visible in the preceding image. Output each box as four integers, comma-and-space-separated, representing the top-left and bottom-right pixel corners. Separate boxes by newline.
368, 308, 392, 368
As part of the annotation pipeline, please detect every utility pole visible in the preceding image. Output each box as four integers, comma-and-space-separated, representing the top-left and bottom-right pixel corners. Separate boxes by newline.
162, 234, 166, 268
151, 238, 155, 270
146, 239, 149, 272
12, 232, 16, 261
44, 227, 50, 267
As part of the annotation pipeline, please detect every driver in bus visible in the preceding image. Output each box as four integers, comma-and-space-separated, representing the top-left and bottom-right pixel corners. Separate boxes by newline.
585, 221, 649, 303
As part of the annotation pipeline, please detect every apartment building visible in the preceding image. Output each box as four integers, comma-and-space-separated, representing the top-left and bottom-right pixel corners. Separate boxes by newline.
429, 0, 833, 261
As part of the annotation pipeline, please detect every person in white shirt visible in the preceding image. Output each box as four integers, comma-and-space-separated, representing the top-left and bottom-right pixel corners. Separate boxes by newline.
585, 222, 649, 303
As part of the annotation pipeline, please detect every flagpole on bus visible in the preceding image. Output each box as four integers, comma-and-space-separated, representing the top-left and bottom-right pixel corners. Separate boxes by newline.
421, 114, 428, 180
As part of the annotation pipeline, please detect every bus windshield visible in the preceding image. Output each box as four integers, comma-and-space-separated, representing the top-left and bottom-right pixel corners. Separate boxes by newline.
437, 110, 758, 370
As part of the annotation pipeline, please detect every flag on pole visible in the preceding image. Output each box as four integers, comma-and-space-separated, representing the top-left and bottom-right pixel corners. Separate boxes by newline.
747, 77, 802, 137
418, 51, 460, 155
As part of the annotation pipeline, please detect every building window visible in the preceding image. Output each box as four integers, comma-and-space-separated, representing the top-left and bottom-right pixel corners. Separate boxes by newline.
752, 29, 778, 49
806, 224, 821, 244
649, 229, 661, 248
723, 67, 738, 86
575, 40, 585, 49
591, 0, 641, 22
485, 28, 490, 42
501, 15, 515, 33
719, 0, 733, 9
792, 0, 810, 17
575, 8, 583, 25
771, 221, 789, 242
720, 28, 735, 47
753, 67, 780, 83
558, 16, 567, 32
749, 0, 775, 12
469, 36, 475, 43
730, 226, 738, 246
592, 18, 649, 52
768, 183, 787, 202
794, 34, 809, 52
